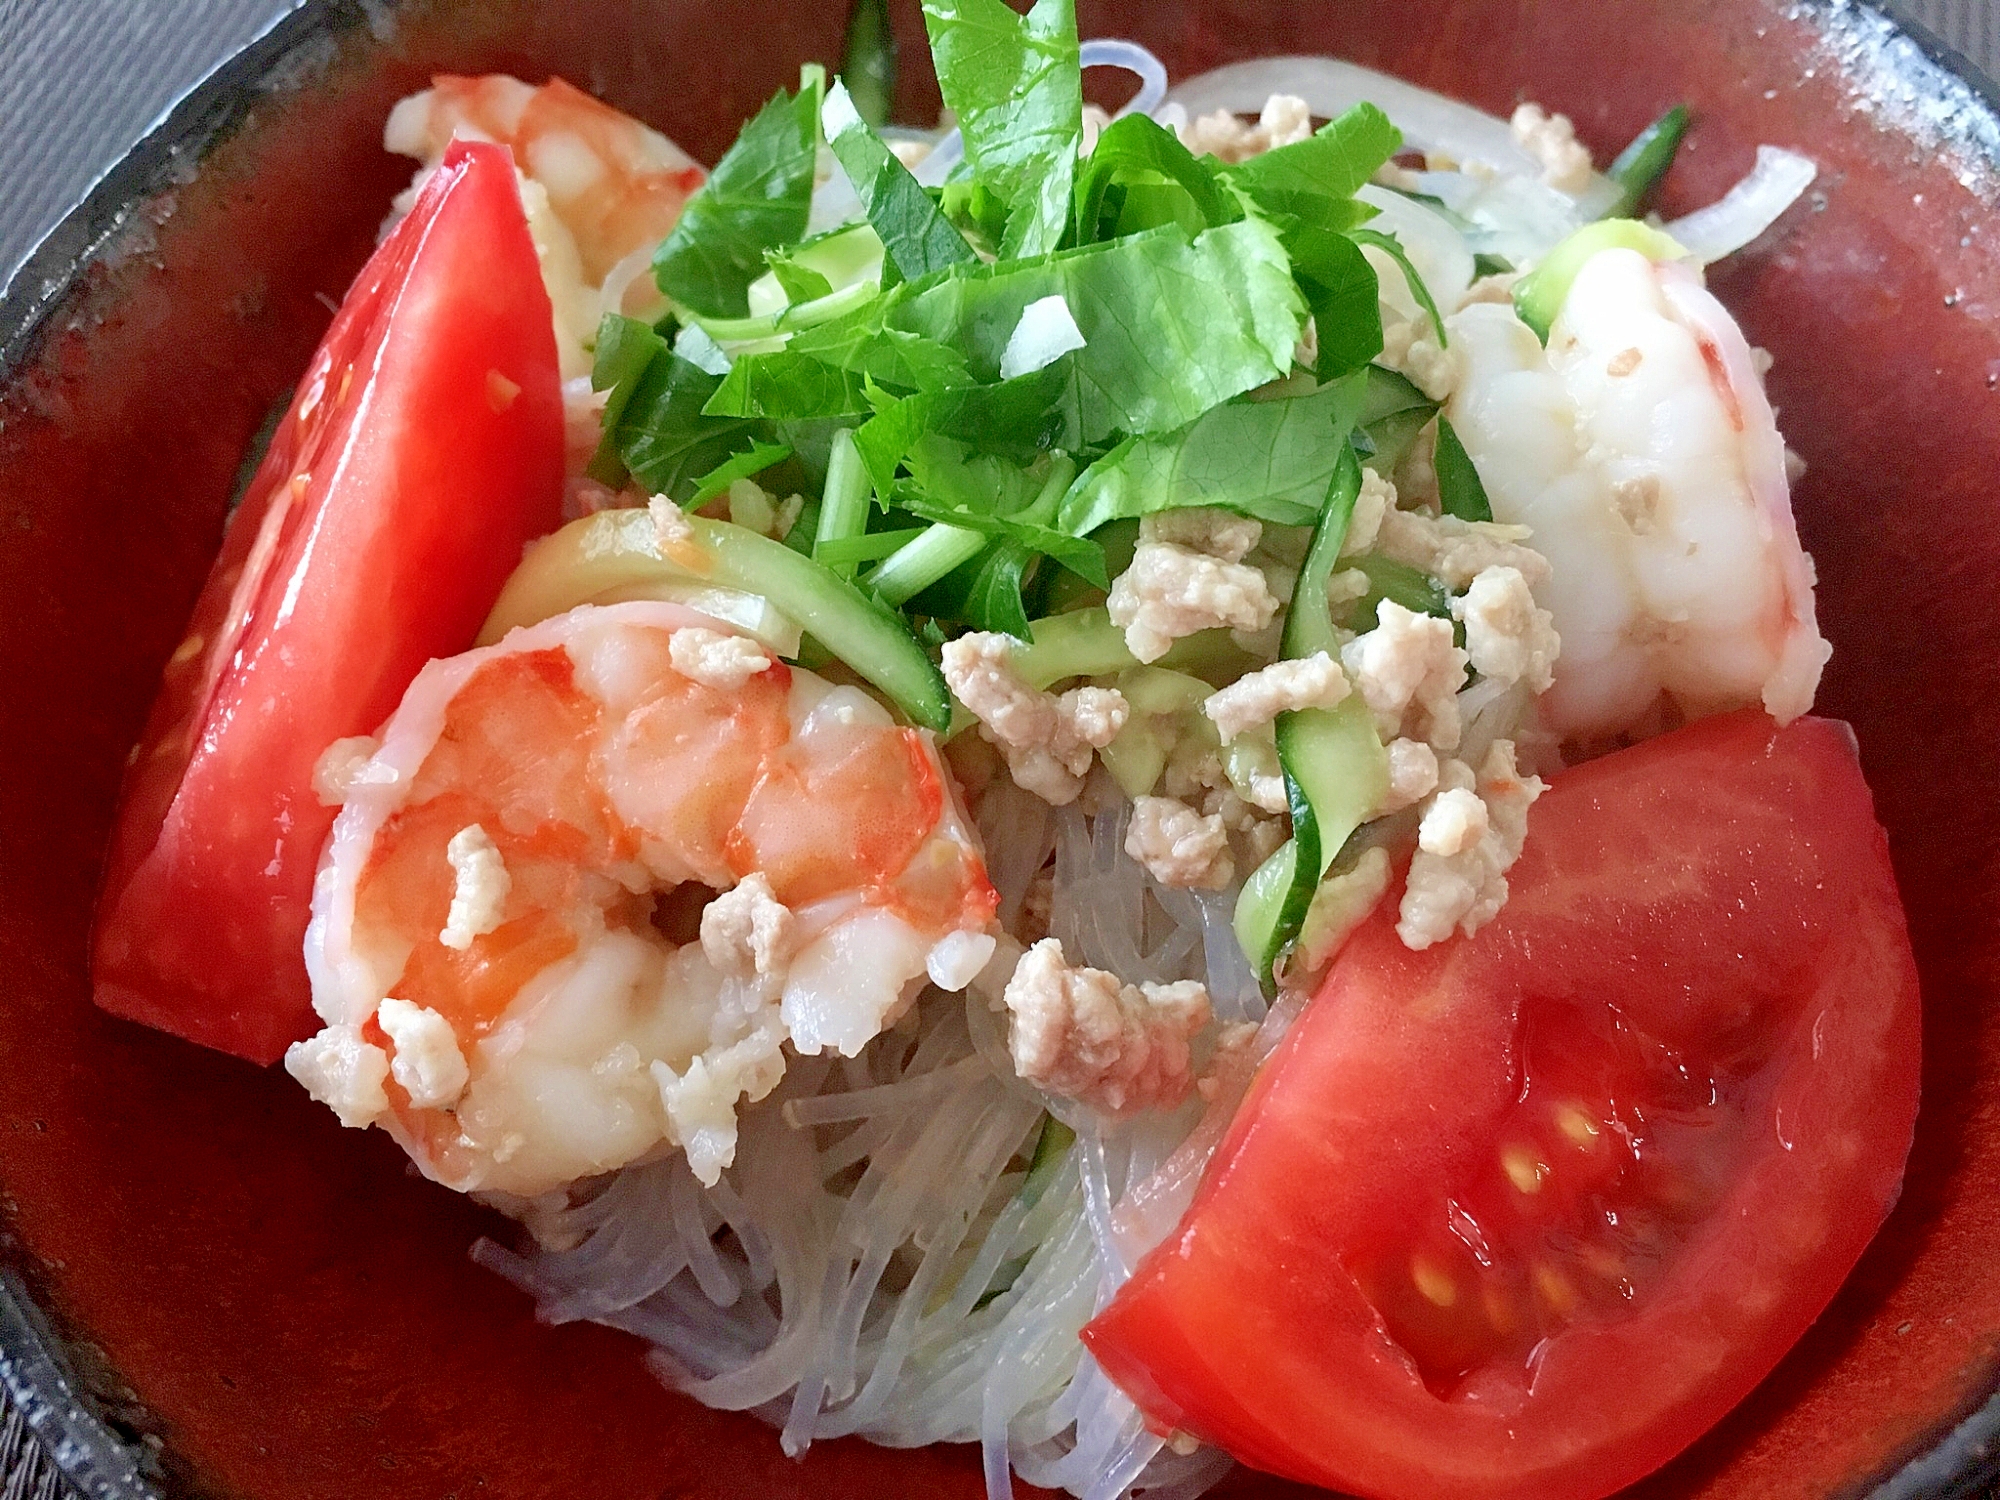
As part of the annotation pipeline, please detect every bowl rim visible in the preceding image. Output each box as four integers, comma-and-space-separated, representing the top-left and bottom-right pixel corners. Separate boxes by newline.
1, 1, 1996, 1496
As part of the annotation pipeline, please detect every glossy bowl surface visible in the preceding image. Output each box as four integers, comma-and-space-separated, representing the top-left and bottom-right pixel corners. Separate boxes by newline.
3, 2, 2000, 1497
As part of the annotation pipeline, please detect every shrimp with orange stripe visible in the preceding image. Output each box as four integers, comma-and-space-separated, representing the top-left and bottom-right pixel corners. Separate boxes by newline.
290, 597, 998, 1199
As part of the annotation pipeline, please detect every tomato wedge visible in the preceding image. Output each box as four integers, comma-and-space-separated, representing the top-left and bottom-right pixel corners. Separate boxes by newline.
1083, 711, 1920, 1500
93, 140, 564, 1065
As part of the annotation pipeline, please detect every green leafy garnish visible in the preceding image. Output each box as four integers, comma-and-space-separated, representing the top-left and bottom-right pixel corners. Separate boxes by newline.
889, 219, 1303, 442
1225, 103, 1402, 229
821, 82, 980, 282
653, 80, 823, 318
920, 0, 1082, 258
1073, 113, 1239, 243
1433, 415, 1492, 522
689, 441, 794, 504
1056, 375, 1370, 535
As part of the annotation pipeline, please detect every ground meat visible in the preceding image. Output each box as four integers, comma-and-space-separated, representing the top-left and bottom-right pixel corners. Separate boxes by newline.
700, 872, 796, 980
441, 824, 510, 950
312, 735, 382, 807
1180, 93, 1314, 162
726, 478, 803, 540
1343, 468, 1397, 558
1374, 507, 1552, 591
941, 633, 1130, 805
375, 997, 470, 1109
669, 626, 774, 691
1453, 565, 1559, 691
1125, 796, 1234, 890
648, 493, 694, 549
1000, 938, 1212, 1115
1397, 740, 1545, 950
1510, 102, 1595, 194
652, 1015, 788, 1186
1381, 316, 1460, 401
1108, 545, 1280, 662
283, 1024, 390, 1128
1140, 507, 1262, 562
1379, 737, 1441, 814
1203, 652, 1350, 743
1341, 601, 1468, 750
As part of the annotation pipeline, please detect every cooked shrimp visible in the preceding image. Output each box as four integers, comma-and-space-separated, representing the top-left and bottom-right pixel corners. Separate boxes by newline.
1447, 247, 1830, 743
291, 600, 998, 1197
387, 75, 703, 379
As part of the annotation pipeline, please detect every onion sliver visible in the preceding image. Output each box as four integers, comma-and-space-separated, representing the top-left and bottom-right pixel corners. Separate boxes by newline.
1166, 55, 1544, 179
1663, 145, 1818, 264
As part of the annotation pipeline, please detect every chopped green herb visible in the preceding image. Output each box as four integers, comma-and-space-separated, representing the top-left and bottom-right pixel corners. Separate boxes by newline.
920, 0, 1082, 258
652, 80, 823, 317
1433, 415, 1493, 522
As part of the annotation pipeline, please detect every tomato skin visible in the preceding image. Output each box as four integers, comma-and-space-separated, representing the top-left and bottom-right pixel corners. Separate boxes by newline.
1083, 711, 1921, 1500
93, 141, 564, 1065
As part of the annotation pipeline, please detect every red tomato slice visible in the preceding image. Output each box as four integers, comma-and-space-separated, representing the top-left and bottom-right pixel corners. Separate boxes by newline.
93, 140, 564, 1065
1083, 711, 1920, 1500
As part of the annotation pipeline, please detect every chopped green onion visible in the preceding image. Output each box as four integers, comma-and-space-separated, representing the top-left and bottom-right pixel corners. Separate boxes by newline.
867, 522, 989, 605
813, 429, 873, 576
813, 527, 928, 568
1605, 105, 1690, 219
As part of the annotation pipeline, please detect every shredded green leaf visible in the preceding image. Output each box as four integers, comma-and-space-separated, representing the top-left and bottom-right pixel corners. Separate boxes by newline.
822, 82, 980, 282
1056, 375, 1369, 535
1605, 104, 1690, 219
920, 0, 1082, 259
653, 81, 823, 318
1433, 415, 1492, 522
689, 441, 795, 504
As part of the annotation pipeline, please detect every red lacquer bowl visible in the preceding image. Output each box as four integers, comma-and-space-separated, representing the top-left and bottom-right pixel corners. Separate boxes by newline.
2, 2, 1997, 1496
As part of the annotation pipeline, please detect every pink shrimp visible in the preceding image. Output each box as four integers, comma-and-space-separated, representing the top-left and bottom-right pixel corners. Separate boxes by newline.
289, 601, 998, 1197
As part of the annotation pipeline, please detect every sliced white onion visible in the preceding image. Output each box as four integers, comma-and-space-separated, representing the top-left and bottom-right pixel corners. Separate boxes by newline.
999, 294, 1087, 378
1356, 185, 1475, 312
1167, 55, 1543, 178
1663, 145, 1818, 264
1079, 37, 1169, 120
1407, 167, 1592, 268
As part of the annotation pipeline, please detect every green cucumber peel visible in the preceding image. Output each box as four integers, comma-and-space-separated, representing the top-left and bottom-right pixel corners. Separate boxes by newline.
686, 515, 951, 731
1235, 445, 1390, 990
1514, 219, 1689, 341
1605, 105, 1690, 219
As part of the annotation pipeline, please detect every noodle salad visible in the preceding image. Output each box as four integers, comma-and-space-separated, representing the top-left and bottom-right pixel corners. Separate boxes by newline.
91, 3, 1922, 1499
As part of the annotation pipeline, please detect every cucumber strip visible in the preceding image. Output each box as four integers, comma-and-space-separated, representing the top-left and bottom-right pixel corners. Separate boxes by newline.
1235, 445, 1390, 990
1605, 105, 1690, 218
482, 509, 951, 731
1513, 219, 1689, 341
1013, 607, 1140, 688
1344, 554, 1451, 635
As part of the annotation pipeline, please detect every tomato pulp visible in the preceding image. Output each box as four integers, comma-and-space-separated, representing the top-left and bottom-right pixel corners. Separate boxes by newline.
1084, 711, 1921, 1500
93, 141, 564, 1064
